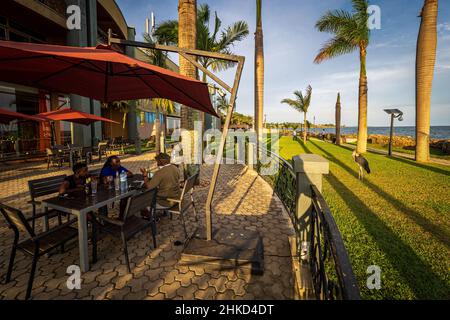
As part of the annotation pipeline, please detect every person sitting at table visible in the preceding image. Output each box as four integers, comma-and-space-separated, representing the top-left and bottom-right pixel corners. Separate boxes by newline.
140, 153, 181, 210
59, 162, 90, 194
99, 155, 133, 184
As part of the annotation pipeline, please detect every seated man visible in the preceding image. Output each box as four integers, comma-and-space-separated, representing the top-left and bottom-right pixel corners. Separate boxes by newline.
99, 155, 132, 219
100, 155, 133, 184
59, 162, 90, 195
140, 153, 181, 209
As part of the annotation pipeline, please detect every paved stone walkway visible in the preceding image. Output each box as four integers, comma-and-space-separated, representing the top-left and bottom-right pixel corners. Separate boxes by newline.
0, 153, 295, 300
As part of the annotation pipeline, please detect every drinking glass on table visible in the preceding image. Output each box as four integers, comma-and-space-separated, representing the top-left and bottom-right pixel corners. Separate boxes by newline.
91, 178, 98, 195
106, 175, 113, 189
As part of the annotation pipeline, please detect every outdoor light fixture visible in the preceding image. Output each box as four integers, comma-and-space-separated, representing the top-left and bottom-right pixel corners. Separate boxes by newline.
383, 108, 404, 156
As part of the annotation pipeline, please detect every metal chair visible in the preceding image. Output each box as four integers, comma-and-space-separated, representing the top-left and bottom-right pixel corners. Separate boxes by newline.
94, 188, 158, 273
28, 175, 69, 231
45, 148, 63, 169
0, 202, 78, 300
166, 173, 199, 238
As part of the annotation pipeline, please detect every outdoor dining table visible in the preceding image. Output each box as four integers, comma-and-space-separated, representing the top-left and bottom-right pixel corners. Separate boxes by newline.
41, 175, 146, 272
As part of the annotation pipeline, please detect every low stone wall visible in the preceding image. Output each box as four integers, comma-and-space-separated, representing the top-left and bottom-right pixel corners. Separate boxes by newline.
308, 132, 450, 155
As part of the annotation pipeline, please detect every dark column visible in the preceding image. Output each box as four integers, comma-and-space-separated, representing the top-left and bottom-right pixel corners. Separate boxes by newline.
125, 26, 141, 154
66, 0, 101, 147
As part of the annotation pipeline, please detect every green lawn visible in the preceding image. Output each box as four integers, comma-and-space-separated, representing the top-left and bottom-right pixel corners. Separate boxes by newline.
276, 136, 450, 300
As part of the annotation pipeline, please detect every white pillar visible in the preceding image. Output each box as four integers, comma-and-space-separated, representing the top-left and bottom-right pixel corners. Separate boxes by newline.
292, 154, 329, 259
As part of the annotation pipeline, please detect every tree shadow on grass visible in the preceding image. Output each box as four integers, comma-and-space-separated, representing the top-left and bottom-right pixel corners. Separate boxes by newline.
338, 144, 450, 177
310, 140, 450, 249
326, 172, 450, 299
294, 138, 313, 154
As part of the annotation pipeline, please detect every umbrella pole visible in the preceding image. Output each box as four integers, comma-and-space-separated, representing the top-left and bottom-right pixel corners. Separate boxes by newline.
50, 122, 56, 147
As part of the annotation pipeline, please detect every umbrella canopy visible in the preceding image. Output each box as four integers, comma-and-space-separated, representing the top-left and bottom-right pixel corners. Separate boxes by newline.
37, 108, 120, 126
0, 40, 217, 117
0, 107, 46, 124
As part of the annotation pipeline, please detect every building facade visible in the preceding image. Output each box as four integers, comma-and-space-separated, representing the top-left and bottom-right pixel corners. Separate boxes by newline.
0, 0, 141, 155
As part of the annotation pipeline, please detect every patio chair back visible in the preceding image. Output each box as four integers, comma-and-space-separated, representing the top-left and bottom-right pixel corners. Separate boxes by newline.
181, 173, 198, 204
122, 188, 158, 221
28, 175, 67, 200
46, 147, 54, 156
0, 202, 35, 238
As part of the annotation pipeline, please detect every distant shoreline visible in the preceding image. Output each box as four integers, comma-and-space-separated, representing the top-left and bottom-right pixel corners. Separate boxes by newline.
308, 126, 450, 140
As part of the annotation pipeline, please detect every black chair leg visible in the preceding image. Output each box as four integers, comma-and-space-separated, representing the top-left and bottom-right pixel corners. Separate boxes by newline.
122, 235, 131, 273
180, 212, 187, 239
31, 205, 36, 232
5, 234, 18, 283
25, 253, 39, 300
91, 219, 98, 264
151, 220, 157, 249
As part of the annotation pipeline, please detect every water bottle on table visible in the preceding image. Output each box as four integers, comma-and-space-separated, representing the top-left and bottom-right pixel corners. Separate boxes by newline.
120, 171, 128, 192
114, 172, 120, 191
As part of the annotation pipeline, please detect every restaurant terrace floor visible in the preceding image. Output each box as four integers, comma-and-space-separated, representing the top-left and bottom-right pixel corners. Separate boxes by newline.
0, 152, 295, 300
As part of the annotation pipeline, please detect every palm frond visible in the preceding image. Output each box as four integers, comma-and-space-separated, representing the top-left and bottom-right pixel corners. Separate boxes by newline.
314, 36, 358, 63
154, 20, 178, 45
197, 3, 210, 25
281, 98, 302, 113
352, 0, 369, 16
315, 10, 354, 33
218, 21, 249, 49
211, 11, 222, 41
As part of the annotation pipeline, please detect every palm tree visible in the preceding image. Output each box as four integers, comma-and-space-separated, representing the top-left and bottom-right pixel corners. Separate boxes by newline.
335, 92, 342, 145
255, 0, 264, 141
178, 0, 197, 131
137, 98, 175, 154
314, 0, 370, 153
281, 85, 312, 143
155, 3, 249, 127
415, 0, 438, 162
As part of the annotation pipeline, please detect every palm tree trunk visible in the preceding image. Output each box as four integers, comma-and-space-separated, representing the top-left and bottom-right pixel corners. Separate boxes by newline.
335, 92, 341, 145
255, 0, 264, 146
416, 0, 438, 162
155, 107, 161, 155
356, 44, 368, 154
178, 0, 197, 131
303, 113, 307, 143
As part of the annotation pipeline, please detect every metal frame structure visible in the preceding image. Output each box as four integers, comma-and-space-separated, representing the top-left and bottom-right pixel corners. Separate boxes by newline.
108, 29, 245, 241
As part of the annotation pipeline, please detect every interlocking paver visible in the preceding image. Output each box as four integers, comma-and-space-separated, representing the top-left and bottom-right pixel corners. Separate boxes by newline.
0, 153, 294, 300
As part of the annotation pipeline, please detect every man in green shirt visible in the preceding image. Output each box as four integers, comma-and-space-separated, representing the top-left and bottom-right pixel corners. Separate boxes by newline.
140, 153, 181, 208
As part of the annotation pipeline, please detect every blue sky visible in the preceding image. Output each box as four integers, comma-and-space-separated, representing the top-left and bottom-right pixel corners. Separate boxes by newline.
116, 0, 450, 126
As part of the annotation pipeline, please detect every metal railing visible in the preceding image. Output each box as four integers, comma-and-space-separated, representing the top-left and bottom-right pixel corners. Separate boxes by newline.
256, 146, 360, 300
310, 185, 360, 300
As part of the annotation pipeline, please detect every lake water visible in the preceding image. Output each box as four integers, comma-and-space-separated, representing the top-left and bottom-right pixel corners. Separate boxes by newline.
309, 126, 450, 139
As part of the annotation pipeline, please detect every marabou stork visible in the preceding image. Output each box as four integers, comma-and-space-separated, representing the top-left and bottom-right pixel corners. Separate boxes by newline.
352, 150, 371, 180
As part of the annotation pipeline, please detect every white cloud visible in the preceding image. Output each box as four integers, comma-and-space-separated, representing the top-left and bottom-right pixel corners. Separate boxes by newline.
438, 23, 450, 32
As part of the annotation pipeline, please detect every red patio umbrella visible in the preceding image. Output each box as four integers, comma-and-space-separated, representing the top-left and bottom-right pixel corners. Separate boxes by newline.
37, 108, 120, 125
0, 107, 46, 124
0, 40, 217, 117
